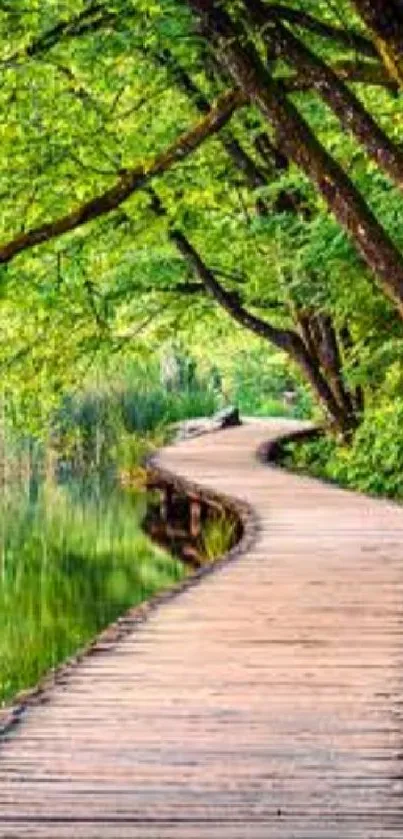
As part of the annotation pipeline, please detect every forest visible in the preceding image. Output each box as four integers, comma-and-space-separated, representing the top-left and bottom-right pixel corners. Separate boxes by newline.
1, 1, 403, 486
2, 1, 403, 698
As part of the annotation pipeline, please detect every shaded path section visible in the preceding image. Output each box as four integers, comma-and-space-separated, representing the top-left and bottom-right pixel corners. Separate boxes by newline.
1, 419, 403, 837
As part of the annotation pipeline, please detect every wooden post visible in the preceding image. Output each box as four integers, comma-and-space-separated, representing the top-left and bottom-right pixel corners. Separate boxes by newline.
190, 497, 202, 539
160, 485, 173, 522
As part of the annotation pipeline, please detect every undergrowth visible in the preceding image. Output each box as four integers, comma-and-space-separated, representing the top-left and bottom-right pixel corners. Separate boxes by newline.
282, 400, 403, 500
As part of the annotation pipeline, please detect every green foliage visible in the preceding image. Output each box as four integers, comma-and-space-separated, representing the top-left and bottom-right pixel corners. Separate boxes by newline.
222, 346, 313, 418
0, 0, 400, 425
0, 1, 402, 485
284, 399, 403, 499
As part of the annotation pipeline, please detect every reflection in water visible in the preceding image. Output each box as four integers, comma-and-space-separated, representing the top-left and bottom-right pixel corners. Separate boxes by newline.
0, 469, 185, 705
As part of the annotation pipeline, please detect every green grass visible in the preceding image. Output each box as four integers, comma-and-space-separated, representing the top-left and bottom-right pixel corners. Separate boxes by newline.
200, 512, 237, 561
0, 480, 185, 705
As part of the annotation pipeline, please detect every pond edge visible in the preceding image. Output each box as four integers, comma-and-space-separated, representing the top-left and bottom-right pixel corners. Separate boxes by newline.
0, 434, 259, 741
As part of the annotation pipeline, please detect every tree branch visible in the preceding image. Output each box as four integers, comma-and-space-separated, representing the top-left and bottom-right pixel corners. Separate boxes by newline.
259, 3, 377, 59
140, 45, 269, 194
172, 227, 352, 429
351, 0, 403, 88
2, 3, 115, 67
185, 0, 403, 318
283, 61, 399, 92
0, 88, 245, 264
265, 13, 403, 191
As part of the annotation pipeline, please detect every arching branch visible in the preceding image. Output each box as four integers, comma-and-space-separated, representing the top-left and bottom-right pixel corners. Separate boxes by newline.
256, 11, 403, 191
1, 3, 115, 67
0, 88, 245, 264
185, 0, 403, 319
259, 4, 377, 59
351, 0, 403, 87
172, 227, 353, 431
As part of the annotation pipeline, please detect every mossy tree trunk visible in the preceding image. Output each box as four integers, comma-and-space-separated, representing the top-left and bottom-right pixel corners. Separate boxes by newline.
185, 0, 403, 321
352, 0, 403, 89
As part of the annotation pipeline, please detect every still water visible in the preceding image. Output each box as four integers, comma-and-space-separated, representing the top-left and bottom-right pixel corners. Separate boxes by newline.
0, 471, 185, 705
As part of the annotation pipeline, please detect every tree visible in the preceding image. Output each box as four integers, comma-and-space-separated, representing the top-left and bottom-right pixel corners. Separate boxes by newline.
351, 1, 403, 88
0, 0, 402, 438
184, 0, 403, 317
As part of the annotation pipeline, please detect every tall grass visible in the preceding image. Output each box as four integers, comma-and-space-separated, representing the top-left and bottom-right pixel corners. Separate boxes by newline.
200, 512, 237, 562
56, 357, 220, 471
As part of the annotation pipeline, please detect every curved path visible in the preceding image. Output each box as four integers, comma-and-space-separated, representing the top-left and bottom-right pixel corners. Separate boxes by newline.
2, 419, 403, 837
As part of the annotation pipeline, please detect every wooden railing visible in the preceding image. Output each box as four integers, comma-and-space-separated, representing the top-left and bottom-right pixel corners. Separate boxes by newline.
144, 468, 242, 567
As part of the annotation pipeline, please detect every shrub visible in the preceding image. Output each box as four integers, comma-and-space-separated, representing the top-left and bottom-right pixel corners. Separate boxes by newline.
284, 399, 403, 500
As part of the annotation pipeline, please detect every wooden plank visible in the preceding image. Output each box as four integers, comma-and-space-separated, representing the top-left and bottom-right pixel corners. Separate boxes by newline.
1, 418, 403, 836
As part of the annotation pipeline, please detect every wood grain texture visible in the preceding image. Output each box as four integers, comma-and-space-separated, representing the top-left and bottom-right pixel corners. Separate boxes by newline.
1, 418, 403, 837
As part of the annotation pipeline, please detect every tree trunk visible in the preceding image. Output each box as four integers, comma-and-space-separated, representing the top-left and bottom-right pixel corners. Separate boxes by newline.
352, 0, 403, 88
293, 308, 356, 423
313, 314, 355, 416
185, 0, 403, 320
263, 15, 403, 192
339, 325, 365, 415
258, 4, 377, 59
170, 223, 355, 435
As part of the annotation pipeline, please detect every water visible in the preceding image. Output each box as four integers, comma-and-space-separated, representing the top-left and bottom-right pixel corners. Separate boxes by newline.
0, 471, 185, 705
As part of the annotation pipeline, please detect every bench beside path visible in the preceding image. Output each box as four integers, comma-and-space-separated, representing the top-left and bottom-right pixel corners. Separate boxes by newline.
1, 418, 403, 837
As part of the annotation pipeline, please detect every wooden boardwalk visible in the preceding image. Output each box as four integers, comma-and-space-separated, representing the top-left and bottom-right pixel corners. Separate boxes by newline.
2, 418, 403, 837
